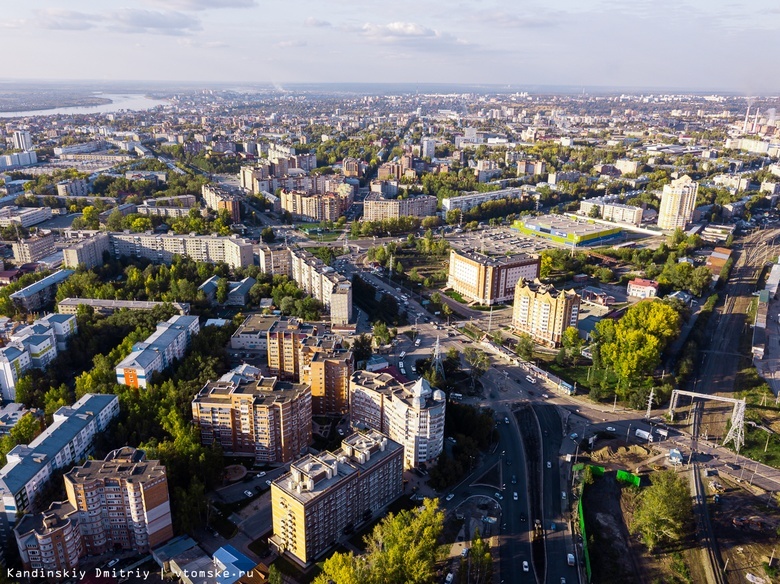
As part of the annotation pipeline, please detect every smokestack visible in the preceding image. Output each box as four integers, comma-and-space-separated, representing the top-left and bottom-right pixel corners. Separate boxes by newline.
743, 105, 751, 133
752, 108, 760, 133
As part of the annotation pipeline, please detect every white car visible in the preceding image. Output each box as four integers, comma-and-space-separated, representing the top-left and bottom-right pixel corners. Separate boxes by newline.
522, 561, 529, 572
547, 461, 552, 469
494, 492, 503, 500
399, 351, 406, 359
445, 493, 455, 501
414, 338, 421, 347
561, 491, 567, 500
606, 426, 616, 432
513, 492, 518, 501
244, 490, 254, 498
258, 471, 266, 477
526, 375, 537, 384
107, 559, 119, 568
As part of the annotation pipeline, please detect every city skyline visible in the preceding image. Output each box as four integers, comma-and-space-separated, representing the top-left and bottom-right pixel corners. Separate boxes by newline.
1, 0, 779, 93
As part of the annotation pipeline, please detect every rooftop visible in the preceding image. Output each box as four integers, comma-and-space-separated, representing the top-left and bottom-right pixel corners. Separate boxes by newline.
9, 270, 74, 299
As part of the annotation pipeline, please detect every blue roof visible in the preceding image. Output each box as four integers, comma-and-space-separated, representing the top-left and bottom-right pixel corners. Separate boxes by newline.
9, 270, 74, 299
0, 345, 24, 361
41, 313, 73, 324
213, 545, 256, 584
198, 275, 220, 295
0, 394, 117, 497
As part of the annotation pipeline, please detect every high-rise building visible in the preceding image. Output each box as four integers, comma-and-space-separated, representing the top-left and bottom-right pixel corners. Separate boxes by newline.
9, 270, 74, 312
447, 250, 540, 306
342, 157, 361, 178
108, 233, 254, 269
420, 138, 436, 159
349, 373, 446, 469
12, 131, 32, 151
302, 349, 353, 415
0, 394, 120, 558
192, 366, 312, 463
62, 447, 173, 554
14, 501, 83, 572
56, 179, 89, 197
115, 315, 200, 388
202, 184, 241, 223
511, 279, 580, 347
269, 430, 403, 566
62, 233, 111, 269
12, 233, 56, 263
279, 190, 342, 223
266, 318, 332, 381
658, 175, 698, 230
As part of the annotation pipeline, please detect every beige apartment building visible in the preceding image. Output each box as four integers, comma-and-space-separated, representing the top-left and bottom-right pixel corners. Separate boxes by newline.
14, 501, 83, 572
110, 233, 253, 269
13, 233, 55, 263
280, 190, 342, 223
447, 249, 540, 306
658, 175, 698, 230
363, 193, 437, 221
267, 318, 331, 380
202, 183, 241, 223
269, 430, 403, 566
349, 373, 446, 469
192, 367, 312, 464
302, 348, 353, 415
511, 278, 581, 347
62, 233, 111, 269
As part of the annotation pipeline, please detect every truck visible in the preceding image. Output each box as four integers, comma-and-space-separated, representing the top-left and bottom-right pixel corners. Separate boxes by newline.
635, 428, 654, 442
567, 553, 575, 566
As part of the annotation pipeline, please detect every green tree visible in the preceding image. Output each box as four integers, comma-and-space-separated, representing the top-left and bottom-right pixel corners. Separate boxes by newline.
466, 529, 493, 584
372, 321, 392, 346
516, 333, 534, 361
261, 227, 276, 243
463, 347, 490, 390
216, 278, 229, 304
106, 208, 124, 231
130, 216, 153, 232
352, 333, 373, 363
630, 470, 692, 551
82, 205, 100, 229
540, 254, 554, 279
562, 326, 584, 365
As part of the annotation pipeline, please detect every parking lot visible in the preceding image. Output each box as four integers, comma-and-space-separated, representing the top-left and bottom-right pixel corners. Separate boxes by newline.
446, 226, 553, 255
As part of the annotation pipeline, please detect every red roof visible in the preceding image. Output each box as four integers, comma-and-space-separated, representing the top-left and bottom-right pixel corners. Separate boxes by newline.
629, 278, 659, 289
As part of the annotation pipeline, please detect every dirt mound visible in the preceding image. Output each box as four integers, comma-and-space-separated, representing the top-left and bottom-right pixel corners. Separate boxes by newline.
590, 444, 652, 463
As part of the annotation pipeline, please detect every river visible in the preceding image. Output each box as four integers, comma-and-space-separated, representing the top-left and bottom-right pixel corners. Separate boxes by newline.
0, 93, 170, 118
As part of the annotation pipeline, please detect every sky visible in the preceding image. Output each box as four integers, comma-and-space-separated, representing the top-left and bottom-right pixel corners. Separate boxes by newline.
2, 0, 779, 93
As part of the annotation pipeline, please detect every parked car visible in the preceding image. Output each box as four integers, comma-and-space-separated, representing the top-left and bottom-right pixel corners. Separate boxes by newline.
606, 426, 616, 432
522, 561, 529, 572
495, 492, 503, 500
244, 490, 254, 498
446, 493, 455, 501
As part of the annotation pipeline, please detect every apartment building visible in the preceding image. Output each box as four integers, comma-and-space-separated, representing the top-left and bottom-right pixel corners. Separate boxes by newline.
363, 193, 437, 222
0, 206, 53, 228
56, 179, 89, 197
62, 233, 111, 269
342, 157, 361, 177
115, 315, 200, 388
441, 187, 526, 213
0, 394, 120, 558
230, 314, 278, 351
9, 269, 74, 312
109, 233, 254, 269
58, 298, 190, 316
202, 184, 241, 223
14, 501, 83, 573
302, 349, 354, 415
349, 373, 446, 469
0, 345, 32, 402
13, 130, 32, 151
266, 318, 333, 380
658, 175, 698, 230
270, 430, 403, 566
13, 233, 56, 263
192, 366, 312, 464
511, 278, 581, 347
578, 195, 643, 227
447, 249, 540, 306
63, 447, 173, 554
258, 246, 353, 327
279, 190, 342, 223
627, 278, 659, 299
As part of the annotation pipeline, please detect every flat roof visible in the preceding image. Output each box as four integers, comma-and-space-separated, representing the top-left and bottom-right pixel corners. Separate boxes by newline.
10, 270, 74, 299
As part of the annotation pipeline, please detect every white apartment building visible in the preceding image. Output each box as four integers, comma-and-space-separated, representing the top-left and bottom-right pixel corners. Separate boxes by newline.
0, 206, 53, 228
658, 175, 698, 230
109, 233, 254, 269
442, 187, 526, 213
56, 179, 89, 197
0, 394, 120, 559
578, 195, 643, 227
62, 233, 111, 269
349, 373, 446, 469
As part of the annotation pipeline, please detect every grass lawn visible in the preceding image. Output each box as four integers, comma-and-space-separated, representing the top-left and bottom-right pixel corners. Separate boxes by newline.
445, 289, 466, 303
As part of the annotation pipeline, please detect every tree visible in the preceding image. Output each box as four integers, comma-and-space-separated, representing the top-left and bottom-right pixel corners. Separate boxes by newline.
216, 278, 229, 304
540, 254, 554, 279
130, 216, 153, 232
267, 565, 283, 584
106, 208, 124, 231
82, 205, 100, 229
516, 333, 534, 361
372, 321, 391, 346
466, 529, 493, 584
588, 205, 601, 218
352, 333, 373, 363
441, 303, 453, 324
463, 347, 490, 390
562, 326, 584, 365
261, 227, 276, 243
630, 470, 692, 551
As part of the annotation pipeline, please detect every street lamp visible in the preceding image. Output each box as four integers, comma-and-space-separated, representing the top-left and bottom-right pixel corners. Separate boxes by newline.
626, 424, 632, 443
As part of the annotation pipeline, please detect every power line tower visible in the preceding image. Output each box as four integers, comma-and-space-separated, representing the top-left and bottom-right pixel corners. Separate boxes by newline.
432, 335, 445, 380
644, 388, 655, 420
723, 399, 746, 455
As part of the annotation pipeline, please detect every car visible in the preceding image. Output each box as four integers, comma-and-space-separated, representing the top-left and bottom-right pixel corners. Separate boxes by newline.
265, 479, 272, 486
519, 513, 527, 522
414, 338, 421, 347
504, 417, 510, 424
411, 365, 417, 373
461, 548, 470, 557
561, 579, 566, 584
522, 561, 529, 572
258, 471, 266, 477
494, 492, 503, 500
570, 433, 579, 441
107, 559, 119, 568
550, 523, 556, 531
561, 491, 567, 500
526, 375, 537, 384
606, 426, 616, 432
513, 492, 518, 501
512, 474, 517, 484
244, 490, 254, 498
542, 393, 550, 398
399, 351, 406, 359
338, 428, 345, 436
547, 461, 552, 469
445, 493, 455, 502
209, 527, 219, 537
447, 437, 457, 444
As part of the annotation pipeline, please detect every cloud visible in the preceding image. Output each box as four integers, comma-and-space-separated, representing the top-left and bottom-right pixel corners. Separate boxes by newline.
276, 39, 307, 48
304, 17, 331, 28
356, 21, 472, 51
178, 38, 229, 49
143, 0, 256, 10
34, 9, 99, 31
107, 9, 202, 36
469, 10, 560, 29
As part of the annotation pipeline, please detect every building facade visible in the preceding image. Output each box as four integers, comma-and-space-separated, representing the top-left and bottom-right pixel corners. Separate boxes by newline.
447, 249, 540, 306
302, 349, 354, 415
0, 206, 53, 228
202, 184, 241, 223
511, 279, 581, 347
14, 501, 83, 573
349, 373, 446, 469
9, 270, 74, 313
62, 233, 111, 270
109, 233, 254, 269
627, 278, 659, 299
363, 193, 437, 222
13, 234, 56, 263
269, 430, 403, 565
658, 175, 698, 230
192, 367, 312, 464
578, 195, 643, 227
